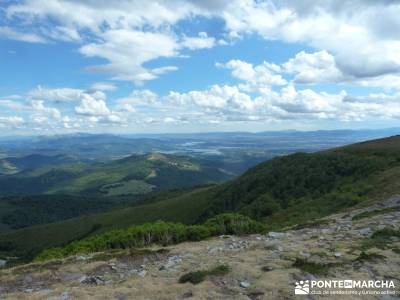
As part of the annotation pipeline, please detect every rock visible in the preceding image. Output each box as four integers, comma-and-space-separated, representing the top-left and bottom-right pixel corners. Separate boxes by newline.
0, 259, 6, 268
23, 274, 33, 284
61, 272, 85, 281
247, 291, 265, 300
138, 270, 147, 277
240, 281, 251, 288
76, 255, 92, 261
264, 240, 281, 250
358, 227, 372, 236
181, 291, 193, 298
163, 255, 182, 269
380, 295, 400, 300
48, 291, 70, 300
261, 266, 273, 272
268, 232, 285, 238
59, 291, 70, 300
80, 275, 105, 285
299, 251, 311, 258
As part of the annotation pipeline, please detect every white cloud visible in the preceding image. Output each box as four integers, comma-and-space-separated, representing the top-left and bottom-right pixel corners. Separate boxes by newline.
0, 116, 25, 128
168, 85, 254, 110
219, 1, 400, 81
89, 82, 117, 92
181, 32, 216, 50
219, 59, 287, 92
30, 100, 61, 119
75, 94, 110, 116
5, 0, 400, 85
28, 86, 83, 102
79, 29, 179, 82
283, 51, 344, 84
0, 26, 46, 43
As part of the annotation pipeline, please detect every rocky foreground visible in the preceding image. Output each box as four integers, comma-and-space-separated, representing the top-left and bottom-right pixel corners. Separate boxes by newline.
1, 197, 400, 300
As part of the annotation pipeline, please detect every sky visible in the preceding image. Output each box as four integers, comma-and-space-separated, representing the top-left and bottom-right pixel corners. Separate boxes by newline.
0, 0, 400, 135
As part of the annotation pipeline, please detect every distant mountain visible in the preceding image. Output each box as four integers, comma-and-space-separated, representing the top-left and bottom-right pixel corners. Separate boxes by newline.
0, 153, 232, 196
0, 154, 80, 175
0, 133, 173, 160
2, 135, 400, 260
1, 128, 399, 169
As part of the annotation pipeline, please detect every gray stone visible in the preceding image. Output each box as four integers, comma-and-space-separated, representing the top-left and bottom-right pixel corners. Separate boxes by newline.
80, 275, 104, 285
138, 270, 147, 277
240, 281, 251, 288
76, 255, 92, 261
358, 227, 372, 236
299, 251, 311, 258
0, 259, 6, 268
377, 225, 386, 230
163, 255, 182, 269
268, 232, 285, 238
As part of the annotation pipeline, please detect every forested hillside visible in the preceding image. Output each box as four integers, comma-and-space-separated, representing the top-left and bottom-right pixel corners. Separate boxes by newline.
2, 136, 400, 264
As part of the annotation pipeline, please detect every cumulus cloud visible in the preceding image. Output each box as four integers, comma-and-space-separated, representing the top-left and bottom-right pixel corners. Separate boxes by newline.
2, 0, 400, 131
5, 0, 400, 85
75, 93, 110, 116
79, 29, 180, 82
181, 32, 216, 50
283, 51, 344, 84
218, 59, 287, 92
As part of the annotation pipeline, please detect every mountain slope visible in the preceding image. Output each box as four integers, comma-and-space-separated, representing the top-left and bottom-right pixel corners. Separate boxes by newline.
0, 153, 232, 196
2, 135, 400, 262
2, 196, 399, 299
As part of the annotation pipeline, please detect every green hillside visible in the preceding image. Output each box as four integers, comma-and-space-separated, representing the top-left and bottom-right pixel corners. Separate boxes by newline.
2, 136, 400, 263
0, 153, 231, 196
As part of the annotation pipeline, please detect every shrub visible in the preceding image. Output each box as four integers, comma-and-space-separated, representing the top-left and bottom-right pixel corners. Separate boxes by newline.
292, 258, 332, 276
179, 270, 208, 284
362, 229, 400, 250
204, 213, 266, 235
179, 264, 230, 284
355, 252, 385, 262
35, 214, 265, 261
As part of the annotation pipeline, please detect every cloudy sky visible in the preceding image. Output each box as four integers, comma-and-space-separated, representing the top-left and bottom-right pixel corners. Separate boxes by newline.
1, 0, 400, 135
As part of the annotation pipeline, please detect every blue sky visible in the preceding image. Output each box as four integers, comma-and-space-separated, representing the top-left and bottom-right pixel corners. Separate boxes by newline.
0, 1, 400, 135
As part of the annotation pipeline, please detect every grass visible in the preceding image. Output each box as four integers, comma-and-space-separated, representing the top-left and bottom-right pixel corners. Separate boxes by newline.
391, 247, 400, 254
88, 248, 169, 262
179, 265, 230, 284
99, 180, 155, 196
355, 251, 386, 262
361, 229, 400, 250
291, 218, 333, 230
292, 258, 335, 276
352, 206, 400, 221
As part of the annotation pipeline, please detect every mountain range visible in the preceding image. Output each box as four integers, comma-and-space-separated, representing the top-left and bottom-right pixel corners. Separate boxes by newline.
1, 134, 400, 264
